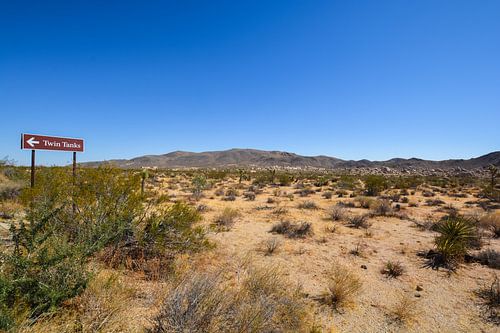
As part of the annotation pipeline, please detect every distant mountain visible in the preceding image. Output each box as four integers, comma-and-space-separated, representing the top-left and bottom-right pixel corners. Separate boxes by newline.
82, 149, 500, 171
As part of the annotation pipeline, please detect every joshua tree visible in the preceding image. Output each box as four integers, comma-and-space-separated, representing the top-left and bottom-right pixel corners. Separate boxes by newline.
141, 169, 149, 195
488, 164, 498, 189
268, 168, 277, 184
238, 169, 245, 184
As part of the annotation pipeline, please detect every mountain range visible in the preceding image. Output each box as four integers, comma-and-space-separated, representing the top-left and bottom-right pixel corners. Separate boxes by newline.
82, 149, 500, 171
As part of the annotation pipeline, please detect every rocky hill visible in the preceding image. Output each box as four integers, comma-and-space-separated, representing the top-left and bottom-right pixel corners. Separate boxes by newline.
82, 149, 500, 173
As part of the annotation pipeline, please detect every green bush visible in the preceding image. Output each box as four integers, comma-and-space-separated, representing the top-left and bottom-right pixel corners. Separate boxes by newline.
0, 167, 209, 330
364, 175, 388, 196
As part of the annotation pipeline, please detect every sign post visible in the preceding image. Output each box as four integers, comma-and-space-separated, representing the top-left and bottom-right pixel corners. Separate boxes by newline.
21, 133, 85, 188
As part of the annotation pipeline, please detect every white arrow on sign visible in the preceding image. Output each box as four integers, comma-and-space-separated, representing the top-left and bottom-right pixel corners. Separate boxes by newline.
26, 137, 40, 147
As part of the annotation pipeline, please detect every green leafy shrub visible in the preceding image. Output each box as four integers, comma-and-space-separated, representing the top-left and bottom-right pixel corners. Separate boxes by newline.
364, 175, 388, 196
0, 167, 210, 329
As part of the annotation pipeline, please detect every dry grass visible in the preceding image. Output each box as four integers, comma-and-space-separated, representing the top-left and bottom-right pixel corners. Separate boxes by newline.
387, 293, 418, 325
149, 264, 311, 333
476, 275, 500, 325
213, 207, 240, 230
480, 212, 500, 238
297, 200, 319, 210
270, 221, 313, 238
19, 270, 135, 333
318, 263, 362, 311
260, 237, 281, 255
329, 205, 346, 221
347, 214, 371, 229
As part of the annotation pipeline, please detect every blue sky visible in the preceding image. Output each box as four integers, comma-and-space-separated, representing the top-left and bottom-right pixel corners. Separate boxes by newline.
1, 0, 499, 166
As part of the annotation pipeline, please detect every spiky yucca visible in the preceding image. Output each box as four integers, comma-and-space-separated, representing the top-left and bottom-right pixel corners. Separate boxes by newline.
435, 216, 474, 262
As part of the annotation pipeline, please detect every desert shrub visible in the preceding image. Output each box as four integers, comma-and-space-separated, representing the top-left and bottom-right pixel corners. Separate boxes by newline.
295, 187, 315, 197
261, 237, 281, 256
150, 265, 309, 333
214, 187, 224, 196
371, 199, 393, 216
476, 275, 500, 324
337, 200, 355, 208
243, 191, 256, 201
0, 179, 23, 201
355, 196, 375, 209
322, 191, 333, 199
225, 188, 239, 197
401, 196, 409, 203
100, 203, 208, 280
364, 175, 388, 196
277, 173, 293, 186
222, 194, 236, 201
191, 174, 207, 200
422, 190, 435, 197
213, 207, 240, 230
0, 167, 146, 328
480, 212, 500, 238
272, 206, 289, 216
381, 261, 405, 278
0, 167, 211, 330
336, 189, 348, 197
318, 264, 362, 310
349, 241, 366, 257
425, 199, 445, 206
330, 206, 346, 221
475, 250, 500, 269
270, 221, 313, 238
267, 197, 276, 204
0, 201, 22, 219
347, 214, 371, 229
297, 200, 318, 210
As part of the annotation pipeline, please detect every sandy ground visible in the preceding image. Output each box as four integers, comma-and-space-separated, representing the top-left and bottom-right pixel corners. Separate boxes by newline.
1, 175, 498, 332
168, 178, 500, 333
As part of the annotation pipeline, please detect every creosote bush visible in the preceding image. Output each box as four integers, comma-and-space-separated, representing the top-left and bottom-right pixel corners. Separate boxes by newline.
0, 167, 209, 330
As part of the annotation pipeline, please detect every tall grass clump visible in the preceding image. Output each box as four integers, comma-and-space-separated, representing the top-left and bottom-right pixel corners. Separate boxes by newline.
149, 264, 310, 333
318, 264, 362, 311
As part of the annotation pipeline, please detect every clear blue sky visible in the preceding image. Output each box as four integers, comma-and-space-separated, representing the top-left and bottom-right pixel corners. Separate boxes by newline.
1, 0, 499, 166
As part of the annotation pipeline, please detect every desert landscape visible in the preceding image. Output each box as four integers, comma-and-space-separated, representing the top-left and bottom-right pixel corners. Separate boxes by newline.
1, 155, 499, 332
2, 1, 499, 332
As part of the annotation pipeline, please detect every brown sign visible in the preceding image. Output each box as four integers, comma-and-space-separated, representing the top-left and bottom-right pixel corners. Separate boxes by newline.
21, 133, 84, 152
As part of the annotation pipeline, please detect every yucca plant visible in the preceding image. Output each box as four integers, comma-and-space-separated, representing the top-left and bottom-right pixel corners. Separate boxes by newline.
434, 216, 475, 268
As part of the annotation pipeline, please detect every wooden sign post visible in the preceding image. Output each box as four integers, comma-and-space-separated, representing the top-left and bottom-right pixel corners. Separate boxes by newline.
21, 133, 85, 187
